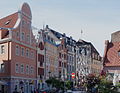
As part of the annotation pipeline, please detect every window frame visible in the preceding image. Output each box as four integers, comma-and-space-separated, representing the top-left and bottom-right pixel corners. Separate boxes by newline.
20, 64, 24, 74
1, 45, 5, 54
15, 63, 19, 73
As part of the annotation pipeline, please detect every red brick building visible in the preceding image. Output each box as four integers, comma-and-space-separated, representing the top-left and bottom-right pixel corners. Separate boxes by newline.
103, 31, 120, 74
0, 3, 37, 93
36, 30, 45, 89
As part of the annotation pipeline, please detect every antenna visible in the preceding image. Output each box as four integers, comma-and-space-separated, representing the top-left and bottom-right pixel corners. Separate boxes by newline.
43, 22, 45, 30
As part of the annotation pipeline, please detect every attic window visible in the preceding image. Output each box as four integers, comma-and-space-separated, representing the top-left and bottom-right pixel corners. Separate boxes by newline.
5, 20, 11, 25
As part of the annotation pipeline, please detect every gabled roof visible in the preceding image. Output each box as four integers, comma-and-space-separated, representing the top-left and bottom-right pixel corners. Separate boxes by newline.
76, 39, 100, 55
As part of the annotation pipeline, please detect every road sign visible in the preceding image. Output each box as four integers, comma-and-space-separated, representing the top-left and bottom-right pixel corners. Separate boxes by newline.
72, 72, 75, 79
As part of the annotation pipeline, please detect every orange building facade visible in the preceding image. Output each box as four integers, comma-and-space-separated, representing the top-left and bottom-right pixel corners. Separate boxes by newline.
0, 3, 37, 93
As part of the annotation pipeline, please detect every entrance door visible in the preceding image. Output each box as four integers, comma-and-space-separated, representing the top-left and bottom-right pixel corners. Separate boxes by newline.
1, 85, 4, 93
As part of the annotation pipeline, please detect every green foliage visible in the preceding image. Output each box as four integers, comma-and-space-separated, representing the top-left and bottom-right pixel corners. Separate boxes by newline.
84, 73, 118, 93
98, 78, 117, 93
45, 77, 64, 89
65, 80, 73, 90
85, 74, 100, 92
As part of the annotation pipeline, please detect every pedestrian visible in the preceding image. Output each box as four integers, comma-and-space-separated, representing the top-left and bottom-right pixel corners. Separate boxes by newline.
35, 89, 39, 93
19, 87, 24, 93
34, 88, 36, 93
13, 88, 18, 93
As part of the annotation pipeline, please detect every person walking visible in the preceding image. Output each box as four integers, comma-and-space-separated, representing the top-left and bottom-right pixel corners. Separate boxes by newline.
19, 87, 24, 93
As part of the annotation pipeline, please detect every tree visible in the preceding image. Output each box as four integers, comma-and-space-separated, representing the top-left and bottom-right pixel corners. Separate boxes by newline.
65, 80, 73, 90
98, 77, 117, 93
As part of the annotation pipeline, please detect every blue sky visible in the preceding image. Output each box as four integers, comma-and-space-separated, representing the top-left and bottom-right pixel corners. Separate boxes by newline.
0, 0, 120, 55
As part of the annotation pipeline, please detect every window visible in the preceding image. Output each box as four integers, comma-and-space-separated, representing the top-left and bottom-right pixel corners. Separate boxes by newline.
118, 51, 120, 56
15, 64, 19, 73
16, 45, 19, 55
16, 32, 19, 37
31, 51, 34, 59
26, 65, 29, 74
5, 20, 11, 25
1, 45, 5, 54
0, 63, 4, 73
26, 49, 29, 57
21, 64, 24, 73
30, 66, 34, 74
21, 32, 25, 41
26, 35, 30, 43
21, 47, 24, 56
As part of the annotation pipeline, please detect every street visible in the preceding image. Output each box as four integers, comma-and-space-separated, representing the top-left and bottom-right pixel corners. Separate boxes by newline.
72, 91, 86, 93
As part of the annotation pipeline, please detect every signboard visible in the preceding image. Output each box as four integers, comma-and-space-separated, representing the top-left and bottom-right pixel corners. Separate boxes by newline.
71, 73, 75, 79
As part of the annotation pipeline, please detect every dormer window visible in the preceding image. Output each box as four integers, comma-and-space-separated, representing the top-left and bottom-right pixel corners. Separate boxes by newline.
5, 20, 11, 25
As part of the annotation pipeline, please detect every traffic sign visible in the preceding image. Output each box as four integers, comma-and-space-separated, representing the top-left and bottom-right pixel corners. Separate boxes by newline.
71, 72, 75, 79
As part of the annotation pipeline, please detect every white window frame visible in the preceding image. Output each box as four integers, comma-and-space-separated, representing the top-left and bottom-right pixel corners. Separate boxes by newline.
16, 45, 19, 56
26, 49, 29, 58
15, 63, 19, 73
21, 47, 24, 56
20, 64, 24, 74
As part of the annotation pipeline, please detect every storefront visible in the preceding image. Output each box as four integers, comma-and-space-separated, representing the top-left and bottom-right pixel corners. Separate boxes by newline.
0, 80, 8, 93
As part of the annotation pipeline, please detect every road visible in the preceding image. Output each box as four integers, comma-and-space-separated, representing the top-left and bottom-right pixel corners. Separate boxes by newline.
72, 91, 86, 93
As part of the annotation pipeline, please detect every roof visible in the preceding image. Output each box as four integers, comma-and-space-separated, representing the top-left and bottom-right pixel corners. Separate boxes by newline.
76, 39, 100, 55
0, 12, 18, 29
104, 41, 120, 66
46, 25, 76, 46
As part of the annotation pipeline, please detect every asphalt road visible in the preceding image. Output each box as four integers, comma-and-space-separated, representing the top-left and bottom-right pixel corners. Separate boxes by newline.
72, 91, 86, 93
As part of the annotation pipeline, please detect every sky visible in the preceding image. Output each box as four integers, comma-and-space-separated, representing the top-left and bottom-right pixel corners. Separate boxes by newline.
0, 0, 120, 56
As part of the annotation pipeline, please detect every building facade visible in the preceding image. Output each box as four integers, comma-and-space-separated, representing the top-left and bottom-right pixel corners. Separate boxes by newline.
103, 31, 120, 74
36, 30, 45, 90
43, 25, 59, 80
65, 37, 76, 81
76, 39, 102, 85
0, 3, 37, 93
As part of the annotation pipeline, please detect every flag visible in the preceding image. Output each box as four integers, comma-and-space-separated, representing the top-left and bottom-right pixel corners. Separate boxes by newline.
81, 29, 83, 34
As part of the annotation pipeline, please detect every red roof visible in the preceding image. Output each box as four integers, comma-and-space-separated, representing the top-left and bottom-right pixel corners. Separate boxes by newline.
0, 12, 18, 29
104, 41, 120, 66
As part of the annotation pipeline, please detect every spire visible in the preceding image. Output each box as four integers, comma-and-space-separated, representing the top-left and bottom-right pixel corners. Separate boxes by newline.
81, 29, 83, 39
